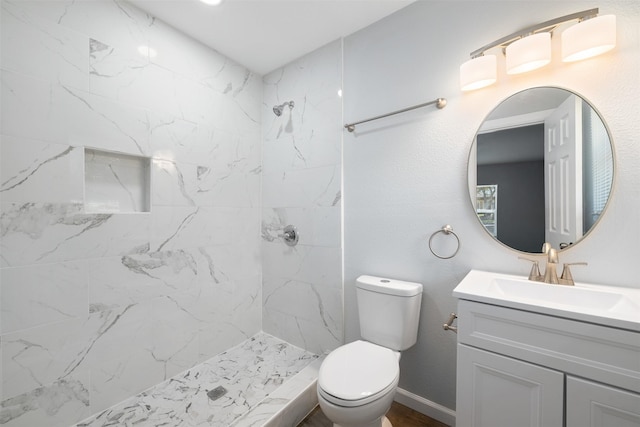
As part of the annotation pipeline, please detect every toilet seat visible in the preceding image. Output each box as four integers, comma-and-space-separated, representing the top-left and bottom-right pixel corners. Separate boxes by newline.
318, 340, 399, 407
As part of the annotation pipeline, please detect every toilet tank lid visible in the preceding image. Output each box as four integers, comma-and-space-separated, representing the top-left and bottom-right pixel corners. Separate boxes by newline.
356, 275, 423, 297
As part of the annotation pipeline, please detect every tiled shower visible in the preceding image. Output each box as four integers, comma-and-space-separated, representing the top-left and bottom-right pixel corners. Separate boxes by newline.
0, 0, 343, 425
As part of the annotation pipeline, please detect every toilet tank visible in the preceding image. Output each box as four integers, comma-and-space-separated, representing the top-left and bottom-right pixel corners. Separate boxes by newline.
356, 275, 423, 351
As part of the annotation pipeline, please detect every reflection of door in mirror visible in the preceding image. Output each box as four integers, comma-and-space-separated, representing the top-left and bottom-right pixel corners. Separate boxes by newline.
544, 94, 583, 249
470, 88, 614, 254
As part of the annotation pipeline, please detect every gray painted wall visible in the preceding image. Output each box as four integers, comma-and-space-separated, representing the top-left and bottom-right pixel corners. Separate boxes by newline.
343, 0, 639, 411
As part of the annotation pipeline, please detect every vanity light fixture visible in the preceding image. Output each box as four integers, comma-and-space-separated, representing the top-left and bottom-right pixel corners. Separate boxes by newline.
460, 55, 497, 92
505, 32, 551, 74
562, 14, 616, 62
200, 0, 223, 5
460, 8, 616, 92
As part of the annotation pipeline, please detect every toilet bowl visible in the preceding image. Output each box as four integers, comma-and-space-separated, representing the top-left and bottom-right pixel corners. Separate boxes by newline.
317, 340, 400, 427
317, 275, 423, 427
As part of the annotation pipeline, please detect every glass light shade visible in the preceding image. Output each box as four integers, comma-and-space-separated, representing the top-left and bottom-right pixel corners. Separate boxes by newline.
460, 55, 497, 91
506, 32, 551, 75
562, 15, 616, 62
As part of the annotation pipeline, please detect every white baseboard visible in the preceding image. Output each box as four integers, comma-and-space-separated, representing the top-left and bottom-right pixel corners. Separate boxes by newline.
394, 387, 456, 427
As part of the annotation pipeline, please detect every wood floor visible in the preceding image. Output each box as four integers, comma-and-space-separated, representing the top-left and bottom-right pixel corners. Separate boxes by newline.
298, 401, 450, 427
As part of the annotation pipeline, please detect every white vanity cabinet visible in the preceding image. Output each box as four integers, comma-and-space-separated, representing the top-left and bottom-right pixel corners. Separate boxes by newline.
455, 299, 640, 427
457, 344, 564, 427
567, 377, 640, 427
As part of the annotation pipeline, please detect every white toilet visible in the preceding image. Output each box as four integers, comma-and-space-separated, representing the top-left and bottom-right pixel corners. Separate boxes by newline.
317, 275, 423, 427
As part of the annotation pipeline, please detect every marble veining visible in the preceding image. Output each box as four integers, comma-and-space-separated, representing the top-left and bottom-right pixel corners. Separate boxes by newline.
74, 333, 317, 427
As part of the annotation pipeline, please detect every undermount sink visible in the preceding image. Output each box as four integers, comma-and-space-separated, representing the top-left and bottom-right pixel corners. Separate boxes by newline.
453, 270, 640, 331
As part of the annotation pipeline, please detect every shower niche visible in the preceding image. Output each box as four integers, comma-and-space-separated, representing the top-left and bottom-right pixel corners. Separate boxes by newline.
84, 148, 151, 213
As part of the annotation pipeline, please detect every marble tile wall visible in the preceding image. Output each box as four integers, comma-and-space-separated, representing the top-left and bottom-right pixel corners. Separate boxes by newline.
261, 40, 344, 354
0, 1, 262, 425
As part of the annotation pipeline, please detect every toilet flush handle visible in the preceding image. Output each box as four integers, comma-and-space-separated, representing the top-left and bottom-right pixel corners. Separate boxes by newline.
443, 312, 458, 334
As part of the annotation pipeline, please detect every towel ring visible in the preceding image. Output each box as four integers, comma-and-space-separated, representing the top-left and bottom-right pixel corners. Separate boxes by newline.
429, 225, 460, 259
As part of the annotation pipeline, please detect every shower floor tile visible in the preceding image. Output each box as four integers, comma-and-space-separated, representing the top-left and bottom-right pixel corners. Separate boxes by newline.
76, 333, 318, 427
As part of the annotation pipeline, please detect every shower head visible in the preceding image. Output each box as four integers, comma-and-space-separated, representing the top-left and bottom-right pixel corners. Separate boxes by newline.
273, 101, 295, 117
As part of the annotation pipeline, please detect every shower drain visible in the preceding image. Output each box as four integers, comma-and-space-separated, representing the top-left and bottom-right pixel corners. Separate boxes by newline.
207, 385, 227, 401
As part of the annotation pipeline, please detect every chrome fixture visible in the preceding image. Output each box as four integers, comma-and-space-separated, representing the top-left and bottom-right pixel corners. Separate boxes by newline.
344, 97, 446, 133
461, 8, 616, 91
520, 243, 587, 285
273, 101, 295, 117
428, 224, 460, 259
278, 225, 299, 247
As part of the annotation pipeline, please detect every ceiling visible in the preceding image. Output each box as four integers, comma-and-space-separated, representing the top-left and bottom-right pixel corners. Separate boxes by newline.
129, 0, 415, 75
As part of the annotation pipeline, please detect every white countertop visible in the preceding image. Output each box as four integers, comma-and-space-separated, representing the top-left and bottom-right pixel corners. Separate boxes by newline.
453, 270, 640, 331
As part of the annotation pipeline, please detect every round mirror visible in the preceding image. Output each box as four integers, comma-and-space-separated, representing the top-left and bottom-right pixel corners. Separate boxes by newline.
468, 87, 614, 253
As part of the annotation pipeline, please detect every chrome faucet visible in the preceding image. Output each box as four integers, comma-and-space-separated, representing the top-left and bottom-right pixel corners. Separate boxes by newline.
520, 242, 587, 286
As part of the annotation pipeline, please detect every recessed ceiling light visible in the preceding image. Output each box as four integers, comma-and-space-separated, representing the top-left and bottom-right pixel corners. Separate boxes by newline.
200, 0, 223, 5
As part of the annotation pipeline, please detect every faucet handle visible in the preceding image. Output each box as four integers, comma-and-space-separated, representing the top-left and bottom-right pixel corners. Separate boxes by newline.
560, 262, 588, 285
518, 257, 542, 281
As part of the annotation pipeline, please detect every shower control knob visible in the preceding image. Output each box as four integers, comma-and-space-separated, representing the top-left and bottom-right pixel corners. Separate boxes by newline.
279, 225, 299, 247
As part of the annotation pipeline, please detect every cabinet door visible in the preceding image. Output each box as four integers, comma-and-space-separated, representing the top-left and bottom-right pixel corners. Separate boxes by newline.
567, 376, 640, 427
457, 344, 563, 427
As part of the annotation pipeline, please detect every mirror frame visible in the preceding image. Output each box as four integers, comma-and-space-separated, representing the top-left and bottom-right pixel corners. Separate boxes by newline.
467, 86, 617, 254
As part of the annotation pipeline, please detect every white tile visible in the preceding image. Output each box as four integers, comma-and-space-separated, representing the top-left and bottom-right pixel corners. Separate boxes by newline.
1, 1, 89, 90
87, 250, 200, 314
262, 165, 342, 208
197, 245, 261, 285
0, 371, 92, 427
0, 136, 84, 204
262, 277, 342, 353
65, 86, 153, 156
261, 243, 342, 288
0, 261, 88, 334
149, 206, 234, 252
89, 40, 184, 119
1, 318, 87, 400
89, 347, 165, 415
262, 207, 341, 248
263, 277, 342, 325
147, 114, 200, 164
80, 302, 155, 369
0, 202, 151, 267
151, 159, 198, 207
1, 70, 152, 156
262, 132, 341, 175
263, 309, 342, 355
146, 16, 228, 84
150, 296, 200, 379
1, 70, 74, 145
14, 0, 154, 60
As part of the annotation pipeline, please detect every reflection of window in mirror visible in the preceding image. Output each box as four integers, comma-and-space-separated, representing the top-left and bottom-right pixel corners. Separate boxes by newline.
582, 101, 613, 232
476, 185, 498, 237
